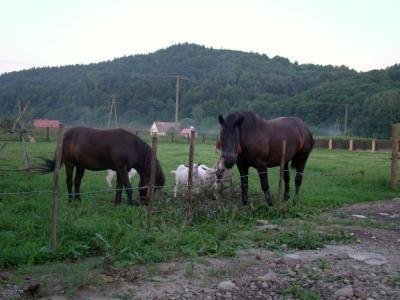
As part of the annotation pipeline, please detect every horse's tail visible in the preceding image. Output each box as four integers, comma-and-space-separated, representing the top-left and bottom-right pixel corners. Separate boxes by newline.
291, 130, 314, 170
38, 155, 62, 173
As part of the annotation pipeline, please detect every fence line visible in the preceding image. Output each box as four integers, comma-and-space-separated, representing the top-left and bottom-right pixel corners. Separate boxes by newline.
0, 169, 369, 199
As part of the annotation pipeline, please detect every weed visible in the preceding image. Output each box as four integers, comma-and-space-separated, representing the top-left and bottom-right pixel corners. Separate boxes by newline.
207, 267, 230, 280
392, 276, 400, 286
284, 283, 320, 300
316, 259, 330, 270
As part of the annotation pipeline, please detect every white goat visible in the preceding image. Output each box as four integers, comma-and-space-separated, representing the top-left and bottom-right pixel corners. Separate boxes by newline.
171, 162, 231, 198
106, 168, 137, 187
170, 164, 200, 198
213, 158, 233, 194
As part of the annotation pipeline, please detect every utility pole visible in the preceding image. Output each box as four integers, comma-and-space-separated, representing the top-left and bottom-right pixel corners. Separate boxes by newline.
107, 95, 118, 129
175, 75, 180, 133
344, 104, 348, 137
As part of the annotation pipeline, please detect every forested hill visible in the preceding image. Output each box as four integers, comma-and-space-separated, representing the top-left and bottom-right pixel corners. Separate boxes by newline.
0, 43, 399, 137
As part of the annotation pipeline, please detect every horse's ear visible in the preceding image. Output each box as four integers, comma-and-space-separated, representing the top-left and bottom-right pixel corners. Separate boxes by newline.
218, 115, 225, 125
235, 115, 244, 127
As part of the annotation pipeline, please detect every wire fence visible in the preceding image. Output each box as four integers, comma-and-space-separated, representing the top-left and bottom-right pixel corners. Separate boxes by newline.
0, 167, 372, 199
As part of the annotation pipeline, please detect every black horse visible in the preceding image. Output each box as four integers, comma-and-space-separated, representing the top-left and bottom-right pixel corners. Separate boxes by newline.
218, 111, 314, 206
42, 127, 165, 205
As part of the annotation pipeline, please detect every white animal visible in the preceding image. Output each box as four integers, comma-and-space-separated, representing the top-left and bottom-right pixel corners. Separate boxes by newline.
170, 163, 219, 198
106, 168, 137, 187
197, 164, 218, 186
170, 164, 199, 198
213, 158, 233, 194
28, 134, 36, 143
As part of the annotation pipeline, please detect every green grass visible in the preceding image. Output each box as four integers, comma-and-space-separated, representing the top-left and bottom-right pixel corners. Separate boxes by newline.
284, 283, 320, 300
0, 140, 397, 270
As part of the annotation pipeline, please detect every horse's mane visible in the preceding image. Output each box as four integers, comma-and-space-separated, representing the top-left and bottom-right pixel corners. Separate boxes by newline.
225, 111, 258, 129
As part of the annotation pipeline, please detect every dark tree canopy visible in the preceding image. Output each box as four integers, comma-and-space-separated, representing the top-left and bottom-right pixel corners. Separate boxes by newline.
0, 43, 399, 138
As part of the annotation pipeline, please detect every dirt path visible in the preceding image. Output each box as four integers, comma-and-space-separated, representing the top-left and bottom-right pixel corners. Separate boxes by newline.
2, 198, 400, 299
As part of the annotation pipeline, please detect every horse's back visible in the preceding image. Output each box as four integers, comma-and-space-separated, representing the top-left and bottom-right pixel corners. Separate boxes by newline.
63, 127, 142, 170
242, 114, 313, 167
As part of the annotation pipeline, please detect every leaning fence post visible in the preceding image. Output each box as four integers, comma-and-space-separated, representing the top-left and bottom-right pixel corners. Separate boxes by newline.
278, 140, 286, 211
328, 139, 333, 150
147, 127, 158, 230
46, 127, 50, 142
186, 127, 196, 225
51, 124, 64, 253
391, 124, 399, 191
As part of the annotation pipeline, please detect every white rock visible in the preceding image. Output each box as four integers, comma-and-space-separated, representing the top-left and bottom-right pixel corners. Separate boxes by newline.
347, 252, 387, 266
217, 280, 237, 291
351, 214, 367, 219
257, 224, 278, 231
257, 219, 270, 225
257, 270, 277, 282
334, 285, 354, 297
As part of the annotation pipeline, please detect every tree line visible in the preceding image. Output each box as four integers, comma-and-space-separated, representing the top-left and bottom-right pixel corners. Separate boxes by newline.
0, 43, 399, 138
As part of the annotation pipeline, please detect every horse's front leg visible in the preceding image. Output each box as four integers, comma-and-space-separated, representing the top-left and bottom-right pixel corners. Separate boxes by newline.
237, 163, 249, 206
138, 176, 148, 205
114, 172, 123, 205
258, 166, 272, 206
119, 169, 137, 206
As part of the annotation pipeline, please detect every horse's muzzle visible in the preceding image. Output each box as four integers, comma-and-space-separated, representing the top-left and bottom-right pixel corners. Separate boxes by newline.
223, 157, 236, 169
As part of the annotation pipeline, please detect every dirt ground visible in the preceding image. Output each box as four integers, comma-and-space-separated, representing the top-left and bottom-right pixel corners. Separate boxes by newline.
1, 198, 400, 300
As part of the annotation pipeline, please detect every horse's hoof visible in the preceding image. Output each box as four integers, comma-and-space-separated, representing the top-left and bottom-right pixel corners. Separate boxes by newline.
127, 201, 139, 206
284, 194, 290, 201
266, 197, 273, 207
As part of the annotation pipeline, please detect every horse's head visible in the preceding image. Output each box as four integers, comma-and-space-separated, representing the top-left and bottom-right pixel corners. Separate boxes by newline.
139, 159, 165, 204
218, 112, 244, 169
155, 162, 166, 190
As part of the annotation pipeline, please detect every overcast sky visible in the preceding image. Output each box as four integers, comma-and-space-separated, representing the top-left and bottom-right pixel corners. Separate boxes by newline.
1, 0, 399, 74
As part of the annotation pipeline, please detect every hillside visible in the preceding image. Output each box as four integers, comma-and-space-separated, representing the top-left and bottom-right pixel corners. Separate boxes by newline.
0, 43, 399, 137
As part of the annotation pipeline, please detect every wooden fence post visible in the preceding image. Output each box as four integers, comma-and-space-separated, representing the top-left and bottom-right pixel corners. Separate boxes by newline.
371, 139, 376, 152
328, 139, 333, 150
51, 124, 65, 253
349, 139, 353, 151
147, 130, 158, 230
391, 124, 399, 191
202, 134, 205, 144
186, 127, 196, 225
278, 140, 286, 211
18, 101, 30, 171
46, 127, 50, 142
171, 133, 174, 143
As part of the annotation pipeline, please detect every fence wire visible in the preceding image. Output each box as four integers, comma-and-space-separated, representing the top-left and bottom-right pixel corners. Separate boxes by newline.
0, 167, 369, 199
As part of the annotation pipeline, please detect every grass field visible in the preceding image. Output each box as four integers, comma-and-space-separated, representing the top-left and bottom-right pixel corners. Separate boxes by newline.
0, 139, 397, 270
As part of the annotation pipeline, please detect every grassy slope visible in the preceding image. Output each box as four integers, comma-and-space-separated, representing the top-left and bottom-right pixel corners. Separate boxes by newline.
0, 140, 397, 268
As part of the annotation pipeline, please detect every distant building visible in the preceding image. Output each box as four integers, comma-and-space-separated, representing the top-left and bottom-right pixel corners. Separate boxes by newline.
33, 119, 60, 128
178, 127, 197, 137
149, 121, 179, 136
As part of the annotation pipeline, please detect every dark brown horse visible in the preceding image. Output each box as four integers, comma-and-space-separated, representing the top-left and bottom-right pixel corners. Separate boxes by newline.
218, 111, 313, 206
42, 127, 165, 205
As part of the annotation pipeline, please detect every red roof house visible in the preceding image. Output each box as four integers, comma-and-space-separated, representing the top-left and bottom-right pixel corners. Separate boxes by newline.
178, 128, 197, 137
33, 119, 60, 128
